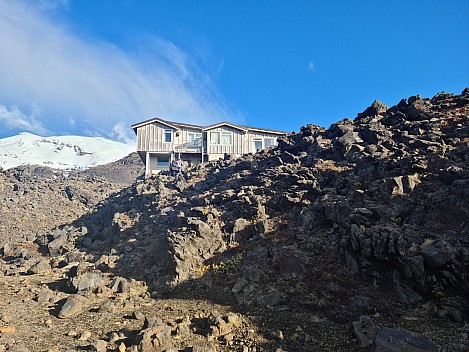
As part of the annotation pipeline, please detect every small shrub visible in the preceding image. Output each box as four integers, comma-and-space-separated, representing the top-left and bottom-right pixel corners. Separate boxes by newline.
196, 253, 244, 278
421, 238, 433, 248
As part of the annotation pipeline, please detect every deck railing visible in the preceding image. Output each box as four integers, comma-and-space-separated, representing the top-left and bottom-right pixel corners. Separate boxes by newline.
174, 138, 206, 153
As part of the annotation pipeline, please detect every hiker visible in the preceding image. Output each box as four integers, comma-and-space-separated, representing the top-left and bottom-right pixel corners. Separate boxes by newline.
170, 159, 178, 178
174, 158, 183, 182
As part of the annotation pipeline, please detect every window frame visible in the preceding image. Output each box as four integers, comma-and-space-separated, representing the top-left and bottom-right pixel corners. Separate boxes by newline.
194, 132, 203, 146
188, 132, 203, 144
264, 138, 275, 147
210, 131, 221, 145
156, 154, 170, 166
163, 129, 173, 143
221, 131, 233, 145
253, 138, 263, 151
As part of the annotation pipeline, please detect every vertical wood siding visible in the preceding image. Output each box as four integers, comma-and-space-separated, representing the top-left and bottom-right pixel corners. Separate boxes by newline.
136, 123, 206, 153
246, 131, 280, 153
206, 126, 245, 155
136, 122, 175, 152
136, 121, 283, 157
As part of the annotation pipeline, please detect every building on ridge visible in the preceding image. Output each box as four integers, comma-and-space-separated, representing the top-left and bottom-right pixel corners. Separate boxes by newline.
131, 117, 286, 177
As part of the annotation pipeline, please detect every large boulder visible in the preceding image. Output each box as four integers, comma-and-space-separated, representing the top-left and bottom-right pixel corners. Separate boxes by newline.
356, 100, 389, 120
373, 327, 439, 352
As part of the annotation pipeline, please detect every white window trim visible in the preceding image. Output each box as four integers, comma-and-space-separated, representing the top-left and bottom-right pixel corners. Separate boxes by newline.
163, 129, 173, 143
188, 132, 203, 147
253, 138, 263, 151
210, 131, 221, 145
209, 131, 233, 146
252, 137, 277, 151
194, 132, 203, 146
221, 131, 233, 145
264, 137, 276, 147
188, 132, 203, 140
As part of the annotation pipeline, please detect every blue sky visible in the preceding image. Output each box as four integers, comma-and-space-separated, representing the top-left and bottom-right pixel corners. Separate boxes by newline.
0, 0, 467, 143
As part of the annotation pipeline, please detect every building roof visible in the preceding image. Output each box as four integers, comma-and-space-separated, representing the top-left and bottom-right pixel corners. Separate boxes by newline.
131, 117, 181, 131
131, 117, 288, 135
202, 121, 248, 132
240, 125, 287, 135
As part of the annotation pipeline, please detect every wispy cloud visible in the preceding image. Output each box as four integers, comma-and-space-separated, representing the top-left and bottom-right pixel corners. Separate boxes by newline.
110, 121, 136, 145
0, 1, 239, 143
307, 62, 315, 72
0, 104, 49, 135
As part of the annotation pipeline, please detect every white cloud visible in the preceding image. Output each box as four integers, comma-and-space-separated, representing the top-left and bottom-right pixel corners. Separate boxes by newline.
110, 122, 135, 146
0, 104, 49, 135
0, 1, 240, 141
307, 62, 315, 72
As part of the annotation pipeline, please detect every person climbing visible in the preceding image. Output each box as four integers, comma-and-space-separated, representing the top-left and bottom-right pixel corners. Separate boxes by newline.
170, 159, 178, 178
174, 158, 183, 182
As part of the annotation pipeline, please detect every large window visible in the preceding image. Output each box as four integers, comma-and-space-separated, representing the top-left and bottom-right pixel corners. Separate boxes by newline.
253, 137, 276, 151
164, 129, 173, 143
253, 138, 263, 151
210, 131, 233, 145
264, 138, 275, 147
221, 132, 233, 145
210, 131, 220, 145
188, 132, 203, 146
157, 155, 169, 166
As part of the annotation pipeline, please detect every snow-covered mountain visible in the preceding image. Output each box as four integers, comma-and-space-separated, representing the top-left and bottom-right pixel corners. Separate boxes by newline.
0, 132, 135, 170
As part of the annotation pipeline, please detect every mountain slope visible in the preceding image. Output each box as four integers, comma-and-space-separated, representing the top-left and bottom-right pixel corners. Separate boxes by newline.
0, 132, 135, 170
0, 89, 467, 352
69, 89, 467, 350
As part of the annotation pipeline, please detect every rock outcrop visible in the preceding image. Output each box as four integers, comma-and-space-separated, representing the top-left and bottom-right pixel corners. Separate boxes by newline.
0, 89, 467, 351
107, 89, 468, 313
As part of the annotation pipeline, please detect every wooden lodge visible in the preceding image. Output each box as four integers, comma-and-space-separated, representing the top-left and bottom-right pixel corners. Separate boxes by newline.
131, 117, 287, 177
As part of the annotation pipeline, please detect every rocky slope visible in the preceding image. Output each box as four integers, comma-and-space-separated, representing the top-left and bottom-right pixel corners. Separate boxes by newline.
0, 89, 468, 352
0, 153, 143, 245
